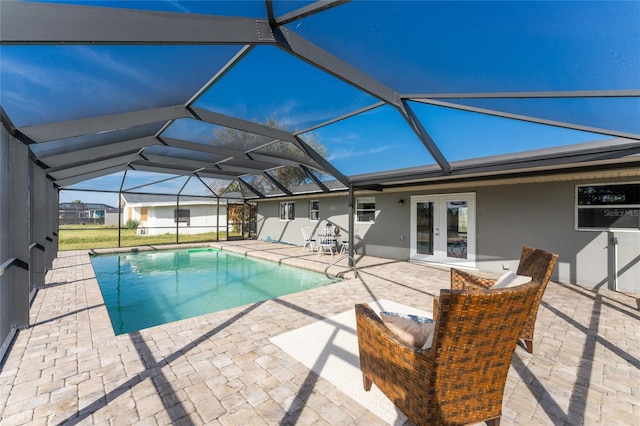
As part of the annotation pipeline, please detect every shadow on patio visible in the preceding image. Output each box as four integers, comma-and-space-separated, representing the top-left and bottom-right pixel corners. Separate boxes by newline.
0, 241, 638, 425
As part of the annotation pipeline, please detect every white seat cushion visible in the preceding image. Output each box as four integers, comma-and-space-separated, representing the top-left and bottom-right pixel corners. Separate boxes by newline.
493, 271, 532, 289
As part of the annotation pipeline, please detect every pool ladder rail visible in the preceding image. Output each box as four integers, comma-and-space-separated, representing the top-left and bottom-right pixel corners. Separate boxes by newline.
324, 254, 358, 279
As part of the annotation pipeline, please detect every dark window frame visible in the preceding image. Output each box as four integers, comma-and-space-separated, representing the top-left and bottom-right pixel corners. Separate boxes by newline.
356, 196, 376, 223
576, 183, 640, 231
280, 202, 295, 221
174, 208, 191, 226
310, 200, 319, 222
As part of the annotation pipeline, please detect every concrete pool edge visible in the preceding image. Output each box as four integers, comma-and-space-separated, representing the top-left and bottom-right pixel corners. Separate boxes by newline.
88, 241, 358, 279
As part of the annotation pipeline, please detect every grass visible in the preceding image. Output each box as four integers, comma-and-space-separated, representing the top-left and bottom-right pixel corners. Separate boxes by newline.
58, 225, 232, 251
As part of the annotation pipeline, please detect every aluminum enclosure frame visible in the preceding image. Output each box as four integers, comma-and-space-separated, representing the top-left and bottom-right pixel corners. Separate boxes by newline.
2, 1, 638, 196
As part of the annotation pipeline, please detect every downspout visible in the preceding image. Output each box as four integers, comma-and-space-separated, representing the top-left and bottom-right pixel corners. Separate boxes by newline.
612, 235, 619, 291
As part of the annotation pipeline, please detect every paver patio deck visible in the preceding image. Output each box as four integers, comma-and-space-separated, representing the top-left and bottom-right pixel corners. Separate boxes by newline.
1, 241, 638, 425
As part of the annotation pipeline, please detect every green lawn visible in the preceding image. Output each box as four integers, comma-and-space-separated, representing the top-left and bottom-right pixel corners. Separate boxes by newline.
58, 225, 223, 251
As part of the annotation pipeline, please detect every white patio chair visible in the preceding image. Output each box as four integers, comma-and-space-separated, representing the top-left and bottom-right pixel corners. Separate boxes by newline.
301, 227, 316, 253
317, 232, 336, 257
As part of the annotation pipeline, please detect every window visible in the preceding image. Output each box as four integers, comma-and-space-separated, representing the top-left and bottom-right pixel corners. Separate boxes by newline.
310, 200, 319, 221
356, 197, 376, 223
174, 208, 191, 226
280, 202, 295, 221
576, 183, 640, 231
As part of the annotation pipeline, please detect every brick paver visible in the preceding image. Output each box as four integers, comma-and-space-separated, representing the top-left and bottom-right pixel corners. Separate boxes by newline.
0, 241, 638, 425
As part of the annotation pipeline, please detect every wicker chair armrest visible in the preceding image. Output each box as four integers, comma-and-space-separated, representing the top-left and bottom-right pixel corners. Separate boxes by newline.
433, 296, 440, 319
451, 268, 497, 291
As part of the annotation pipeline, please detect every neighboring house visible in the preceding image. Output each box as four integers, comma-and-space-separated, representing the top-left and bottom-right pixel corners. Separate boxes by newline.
59, 202, 119, 225
255, 142, 640, 294
120, 194, 227, 236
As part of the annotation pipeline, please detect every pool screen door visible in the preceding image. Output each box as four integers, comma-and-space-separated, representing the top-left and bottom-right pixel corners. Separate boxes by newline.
410, 193, 476, 267
226, 201, 258, 240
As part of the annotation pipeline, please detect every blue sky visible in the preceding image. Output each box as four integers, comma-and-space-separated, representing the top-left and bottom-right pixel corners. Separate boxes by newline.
2, 1, 638, 206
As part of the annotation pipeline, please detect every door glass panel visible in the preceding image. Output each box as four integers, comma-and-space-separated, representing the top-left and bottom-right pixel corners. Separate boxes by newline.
447, 201, 468, 259
416, 202, 434, 255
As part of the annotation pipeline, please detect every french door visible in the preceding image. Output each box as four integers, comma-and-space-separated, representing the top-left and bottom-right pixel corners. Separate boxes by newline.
410, 193, 476, 267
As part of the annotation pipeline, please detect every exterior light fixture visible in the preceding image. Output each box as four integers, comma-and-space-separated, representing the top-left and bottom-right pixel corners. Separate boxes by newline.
398, 199, 405, 206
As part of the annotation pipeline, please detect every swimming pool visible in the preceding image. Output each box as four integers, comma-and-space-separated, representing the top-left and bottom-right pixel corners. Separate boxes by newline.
90, 248, 339, 335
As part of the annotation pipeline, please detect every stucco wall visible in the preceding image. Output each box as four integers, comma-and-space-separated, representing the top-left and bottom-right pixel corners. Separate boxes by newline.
105, 212, 120, 226
255, 196, 409, 258
256, 177, 639, 292
473, 179, 639, 292
132, 204, 226, 236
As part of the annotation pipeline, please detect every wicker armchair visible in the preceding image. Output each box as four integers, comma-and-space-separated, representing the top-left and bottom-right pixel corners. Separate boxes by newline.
355, 281, 539, 426
450, 246, 558, 353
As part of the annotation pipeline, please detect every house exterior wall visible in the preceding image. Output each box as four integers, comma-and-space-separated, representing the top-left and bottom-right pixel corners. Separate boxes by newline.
473, 180, 639, 292
256, 195, 418, 259
58, 204, 115, 225
105, 212, 120, 226
256, 176, 639, 293
123, 206, 136, 224
135, 204, 226, 236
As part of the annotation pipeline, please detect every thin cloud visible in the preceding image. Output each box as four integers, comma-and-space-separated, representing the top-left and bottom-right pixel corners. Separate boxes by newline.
267, 98, 381, 133
327, 145, 392, 161
70, 46, 162, 90
323, 132, 361, 144
166, 0, 191, 13
2, 47, 165, 121
1, 90, 51, 125
1, 57, 65, 90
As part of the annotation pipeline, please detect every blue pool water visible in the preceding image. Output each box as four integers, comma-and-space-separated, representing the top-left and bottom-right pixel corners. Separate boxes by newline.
90, 248, 339, 335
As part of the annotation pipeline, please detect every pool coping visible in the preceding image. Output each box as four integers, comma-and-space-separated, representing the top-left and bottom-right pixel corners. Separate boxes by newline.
88, 241, 358, 279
